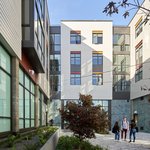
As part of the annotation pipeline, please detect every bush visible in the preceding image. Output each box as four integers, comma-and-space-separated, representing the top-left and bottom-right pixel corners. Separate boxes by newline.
56, 136, 107, 150
7, 134, 16, 147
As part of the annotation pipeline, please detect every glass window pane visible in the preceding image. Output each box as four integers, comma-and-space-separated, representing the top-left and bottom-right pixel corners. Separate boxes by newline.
0, 46, 11, 73
25, 90, 30, 118
19, 119, 24, 129
103, 101, 108, 107
31, 120, 34, 127
0, 118, 10, 132
54, 45, 61, 51
19, 85, 24, 118
19, 69, 24, 84
31, 82, 35, 94
31, 95, 35, 119
55, 34, 61, 44
0, 70, 11, 117
25, 119, 30, 128
25, 75, 30, 90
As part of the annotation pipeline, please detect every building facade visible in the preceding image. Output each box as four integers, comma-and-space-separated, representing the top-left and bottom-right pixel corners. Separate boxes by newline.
129, 0, 150, 132
49, 26, 61, 125
111, 26, 131, 128
60, 20, 113, 127
0, 0, 50, 136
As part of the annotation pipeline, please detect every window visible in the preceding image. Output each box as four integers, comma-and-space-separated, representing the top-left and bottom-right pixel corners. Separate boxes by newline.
19, 68, 35, 129
70, 51, 81, 85
113, 75, 130, 92
135, 17, 143, 38
135, 41, 143, 82
50, 34, 61, 52
93, 53, 103, 65
92, 31, 103, 44
70, 31, 81, 44
92, 74, 103, 85
0, 45, 11, 132
71, 53, 81, 65
93, 52, 103, 73
70, 74, 81, 85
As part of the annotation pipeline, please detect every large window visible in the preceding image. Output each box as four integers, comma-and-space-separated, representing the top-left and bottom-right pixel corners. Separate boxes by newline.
135, 41, 143, 82
0, 45, 11, 132
51, 34, 61, 52
113, 34, 130, 51
113, 75, 130, 92
92, 31, 103, 44
39, 91, 47, 126
34, 0, 45, 66
71, 53, 81, 65
93, 53, 103, 65
92, 52, 103, 85
70, 31, 81, 44
19, 68, 35, 129
70, 74, 81, 85
92, 74, 103, 85
135, 17, 143, 38
70, 52, 81, 85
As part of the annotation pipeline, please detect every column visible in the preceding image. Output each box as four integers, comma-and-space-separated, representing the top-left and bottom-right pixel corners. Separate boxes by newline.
12, 57, 19, 134
35, 85, 39, 128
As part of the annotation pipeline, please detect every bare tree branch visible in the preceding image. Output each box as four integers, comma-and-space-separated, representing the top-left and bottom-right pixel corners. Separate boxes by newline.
103, 0, 150, 19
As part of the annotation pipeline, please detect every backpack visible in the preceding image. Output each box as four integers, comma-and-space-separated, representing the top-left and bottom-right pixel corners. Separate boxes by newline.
112, 127, 115, 133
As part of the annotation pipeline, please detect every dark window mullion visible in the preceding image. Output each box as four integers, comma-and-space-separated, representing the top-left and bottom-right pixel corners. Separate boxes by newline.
23, 72, 25, 128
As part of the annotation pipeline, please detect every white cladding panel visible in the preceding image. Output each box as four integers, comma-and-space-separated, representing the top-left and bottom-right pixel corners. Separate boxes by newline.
0, 0, 21, 58
61, 21, 112, 100
129, 0, 150, 99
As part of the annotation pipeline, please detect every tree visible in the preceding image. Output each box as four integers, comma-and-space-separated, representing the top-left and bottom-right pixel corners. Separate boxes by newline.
103, 0, 150, 24
60, 94, 109, 141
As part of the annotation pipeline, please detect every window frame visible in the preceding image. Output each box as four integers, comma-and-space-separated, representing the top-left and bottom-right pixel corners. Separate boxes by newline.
70, 74, 81, 85
70, 31, 81, 44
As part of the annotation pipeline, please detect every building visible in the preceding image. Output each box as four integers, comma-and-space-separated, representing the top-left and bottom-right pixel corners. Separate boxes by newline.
49, 26, 61, 125
111, 26, 131, 127
0, 0, 50, 136
129, 0, 150, 132
49, 20, 113, 127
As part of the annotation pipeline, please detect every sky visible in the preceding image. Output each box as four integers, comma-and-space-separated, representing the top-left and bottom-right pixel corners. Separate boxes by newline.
48, 0, 143, 26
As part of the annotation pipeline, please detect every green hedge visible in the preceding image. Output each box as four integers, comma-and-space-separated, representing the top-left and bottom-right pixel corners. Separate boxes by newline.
56, 136, 108, 150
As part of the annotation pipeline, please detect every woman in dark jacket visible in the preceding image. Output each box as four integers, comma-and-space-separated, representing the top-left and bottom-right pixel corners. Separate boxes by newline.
112, 121, 120, 141
129, 119, 136, 142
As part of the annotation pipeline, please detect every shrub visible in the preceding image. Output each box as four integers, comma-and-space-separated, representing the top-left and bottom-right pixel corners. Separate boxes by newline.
7, 134, 16, 147
56, 136, 107, 150
60, 94, 109, 141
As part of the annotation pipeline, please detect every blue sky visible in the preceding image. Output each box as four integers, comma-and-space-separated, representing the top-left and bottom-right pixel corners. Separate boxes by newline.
48, 0, 142, 25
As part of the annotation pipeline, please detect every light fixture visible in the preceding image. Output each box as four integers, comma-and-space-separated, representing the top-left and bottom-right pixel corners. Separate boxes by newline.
29, 69, 35, 75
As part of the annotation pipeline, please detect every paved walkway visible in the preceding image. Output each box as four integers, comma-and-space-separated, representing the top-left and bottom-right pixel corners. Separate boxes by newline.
60, 130, 150, 150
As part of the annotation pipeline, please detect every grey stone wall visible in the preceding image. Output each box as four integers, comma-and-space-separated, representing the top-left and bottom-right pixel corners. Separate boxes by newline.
111, 99, 131, 129
132, 95, 150, 133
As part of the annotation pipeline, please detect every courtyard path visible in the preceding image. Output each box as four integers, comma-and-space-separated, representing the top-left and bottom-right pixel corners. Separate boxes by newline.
61, 130, 150, 150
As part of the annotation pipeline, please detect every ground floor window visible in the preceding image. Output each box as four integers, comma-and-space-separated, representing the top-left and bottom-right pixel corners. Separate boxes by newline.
19, 68, 35, 129
39, 91, 47, 126
0, 45, 11, 132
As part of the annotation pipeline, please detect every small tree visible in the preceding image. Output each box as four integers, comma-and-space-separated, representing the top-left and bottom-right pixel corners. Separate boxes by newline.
103, 0, 150, 24
60, 94, 109, 141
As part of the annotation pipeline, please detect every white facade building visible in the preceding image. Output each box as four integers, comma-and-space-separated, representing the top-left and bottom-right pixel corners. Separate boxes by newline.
129, 0, 150, 132
61, 21, 112, 100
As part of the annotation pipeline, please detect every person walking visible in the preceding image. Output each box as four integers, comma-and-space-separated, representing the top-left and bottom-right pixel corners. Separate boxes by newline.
121, 117, 129, 141
129, 119, 136, 142
112, 121, 120, 141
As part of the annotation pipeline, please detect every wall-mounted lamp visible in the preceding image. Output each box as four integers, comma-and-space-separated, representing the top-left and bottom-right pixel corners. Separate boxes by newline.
29, 69, 35, 75
133, 110, 138, 123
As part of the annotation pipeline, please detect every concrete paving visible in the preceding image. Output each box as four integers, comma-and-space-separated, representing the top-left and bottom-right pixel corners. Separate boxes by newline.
89, 132, 150, 150
60, 130, 150, 150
